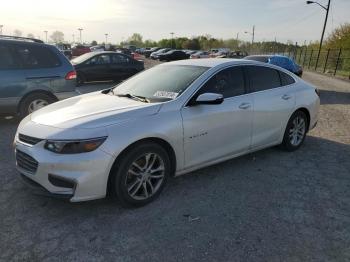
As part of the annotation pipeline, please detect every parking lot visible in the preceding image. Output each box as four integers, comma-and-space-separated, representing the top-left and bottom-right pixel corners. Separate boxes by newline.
1, 60, 350, 261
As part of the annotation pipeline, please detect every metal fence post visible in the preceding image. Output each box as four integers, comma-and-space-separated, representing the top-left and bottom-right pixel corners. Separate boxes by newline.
308, 49, 314, 69
303, 47, 308, 67
323, 49, 330, 73
334, 48, 342, 76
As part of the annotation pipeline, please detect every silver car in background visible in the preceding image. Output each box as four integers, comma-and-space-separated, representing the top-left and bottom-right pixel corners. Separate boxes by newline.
14, 59, 319, 207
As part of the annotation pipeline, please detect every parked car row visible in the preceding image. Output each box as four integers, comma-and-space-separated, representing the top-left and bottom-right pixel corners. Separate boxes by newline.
142, 46, 303, 77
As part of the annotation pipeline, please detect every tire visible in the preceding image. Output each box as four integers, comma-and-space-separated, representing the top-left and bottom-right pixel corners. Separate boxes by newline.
19, 93, 55, 118
281, 110, 308, 151
110, 142, 171, 207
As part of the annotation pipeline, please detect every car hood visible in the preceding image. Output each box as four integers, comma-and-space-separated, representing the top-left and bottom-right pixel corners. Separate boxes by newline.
30, 92, 162, 129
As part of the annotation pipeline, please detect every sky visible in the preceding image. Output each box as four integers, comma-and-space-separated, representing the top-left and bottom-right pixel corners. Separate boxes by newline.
0, 0, 349, 44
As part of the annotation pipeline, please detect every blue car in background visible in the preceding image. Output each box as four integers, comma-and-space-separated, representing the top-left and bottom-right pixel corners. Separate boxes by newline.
244, 55, 303, 77
0, 35, 79, 118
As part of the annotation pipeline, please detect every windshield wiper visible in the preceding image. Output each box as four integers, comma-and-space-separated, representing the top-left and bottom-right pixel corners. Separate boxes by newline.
117, 93, 150, 103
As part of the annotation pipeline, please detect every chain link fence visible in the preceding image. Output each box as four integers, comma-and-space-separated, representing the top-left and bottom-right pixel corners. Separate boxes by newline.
249, 47, 350, 79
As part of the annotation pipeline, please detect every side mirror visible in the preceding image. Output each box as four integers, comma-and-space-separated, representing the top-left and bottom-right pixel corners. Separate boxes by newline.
195, 93, 224, 105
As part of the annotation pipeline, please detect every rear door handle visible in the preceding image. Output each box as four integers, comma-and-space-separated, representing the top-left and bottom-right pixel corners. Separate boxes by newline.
282, 94, 292, 100
239, 102, 251, 109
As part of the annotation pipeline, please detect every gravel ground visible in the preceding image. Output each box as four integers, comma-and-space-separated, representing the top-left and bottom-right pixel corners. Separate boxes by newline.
0, 63, 349, 261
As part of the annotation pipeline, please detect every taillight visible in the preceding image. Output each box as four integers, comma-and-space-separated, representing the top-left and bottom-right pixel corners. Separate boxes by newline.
65, 71, 77, 80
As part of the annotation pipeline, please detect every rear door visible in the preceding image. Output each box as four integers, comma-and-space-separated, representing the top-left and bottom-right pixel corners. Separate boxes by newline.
0, 42, 27, 114
245, 65, 296, 149
110, 54, 134, 80
83, 54, 111, 81
13, 44, 63, 93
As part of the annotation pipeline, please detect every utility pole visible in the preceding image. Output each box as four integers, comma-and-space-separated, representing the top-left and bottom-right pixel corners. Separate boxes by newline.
252, 25, 255, 44
0, 25, 3, 35
78, 28, 83, 44
44, 30, 48, 43
170, 32, 174, 49
244, 25, 255, 44
306, 0, 331, 70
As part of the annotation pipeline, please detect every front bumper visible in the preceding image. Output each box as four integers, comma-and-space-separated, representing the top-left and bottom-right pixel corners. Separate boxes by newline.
14, 138, 114, 202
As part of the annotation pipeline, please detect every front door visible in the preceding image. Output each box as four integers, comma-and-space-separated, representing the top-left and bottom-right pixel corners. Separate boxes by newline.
181, 66, 253, 169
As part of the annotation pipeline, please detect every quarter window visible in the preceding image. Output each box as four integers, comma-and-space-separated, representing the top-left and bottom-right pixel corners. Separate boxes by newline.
0, 44, 18, 69
246, 66, 281, 92
112, 54, 130, 63
279, 71, 295, 86
198, 67, 245, 98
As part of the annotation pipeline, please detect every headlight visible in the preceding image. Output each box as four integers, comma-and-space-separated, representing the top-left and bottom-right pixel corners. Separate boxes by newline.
44, 137, 107, 154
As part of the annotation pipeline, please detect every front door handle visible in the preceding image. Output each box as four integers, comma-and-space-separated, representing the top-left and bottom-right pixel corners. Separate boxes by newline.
282, 94, 292, 100
239, 102, 251, 109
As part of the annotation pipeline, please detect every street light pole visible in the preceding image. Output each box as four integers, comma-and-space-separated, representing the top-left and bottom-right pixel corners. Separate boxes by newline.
72, 34, 75, 44
78, 28, 83, 44
244, 25, 255, 44
0, 25, 3, 35
252, 25, 255, 44
306, 0, 331, 70
170, 32, 174, 49
105, 33, 108, 44
44, 31, 48, 43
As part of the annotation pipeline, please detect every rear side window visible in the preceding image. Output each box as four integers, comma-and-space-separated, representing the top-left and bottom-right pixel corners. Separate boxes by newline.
198, 66, 245, 98
246, 66, 281, 92
0, 44, 19, 69
279, 71, 295, 86
112, 54, 130, 63
14, 45, 61, 69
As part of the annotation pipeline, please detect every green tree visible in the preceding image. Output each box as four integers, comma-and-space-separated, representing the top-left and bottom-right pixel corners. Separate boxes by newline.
50, 31, 64, 43
91, 40, 97, 46
182, 38, 200, 50
128, 33, 143, 46
14, 29, 22, 37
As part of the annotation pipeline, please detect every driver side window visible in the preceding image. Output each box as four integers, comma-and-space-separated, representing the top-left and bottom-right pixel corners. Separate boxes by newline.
198, 66, 245, 98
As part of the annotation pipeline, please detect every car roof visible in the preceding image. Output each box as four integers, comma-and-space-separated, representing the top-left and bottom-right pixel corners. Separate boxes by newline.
167, 58, 264, 68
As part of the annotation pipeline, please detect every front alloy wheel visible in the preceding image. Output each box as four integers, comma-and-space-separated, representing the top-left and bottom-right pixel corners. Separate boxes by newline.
111, 142, 170, 207
126, 153, 165, 200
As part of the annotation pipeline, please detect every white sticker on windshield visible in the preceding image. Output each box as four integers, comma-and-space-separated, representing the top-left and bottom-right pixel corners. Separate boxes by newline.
153, 91, 179, 99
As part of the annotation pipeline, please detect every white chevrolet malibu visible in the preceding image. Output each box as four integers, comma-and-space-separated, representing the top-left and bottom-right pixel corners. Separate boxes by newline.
14, 59, 320, 207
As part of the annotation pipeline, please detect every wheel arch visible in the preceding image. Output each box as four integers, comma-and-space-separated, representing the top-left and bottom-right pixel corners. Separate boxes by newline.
107, 137, 177, 194
295, 107, 311, 131
17, 90, 58, 114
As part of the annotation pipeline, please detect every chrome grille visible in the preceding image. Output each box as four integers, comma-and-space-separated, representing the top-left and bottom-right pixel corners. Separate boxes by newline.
16, 150, 39, 174
18, 134, 43, 145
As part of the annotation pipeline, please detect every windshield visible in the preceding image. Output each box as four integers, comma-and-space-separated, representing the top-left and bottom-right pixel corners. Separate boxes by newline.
114, 65, 208, 102
71, 53, 95, 64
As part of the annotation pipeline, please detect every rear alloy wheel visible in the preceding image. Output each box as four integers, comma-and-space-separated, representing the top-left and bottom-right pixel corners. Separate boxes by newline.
281, 111, 308, 151
111, 142, 170, 207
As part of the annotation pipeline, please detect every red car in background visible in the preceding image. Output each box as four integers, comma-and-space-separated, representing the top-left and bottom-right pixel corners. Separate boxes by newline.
72, 45, 91, 57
